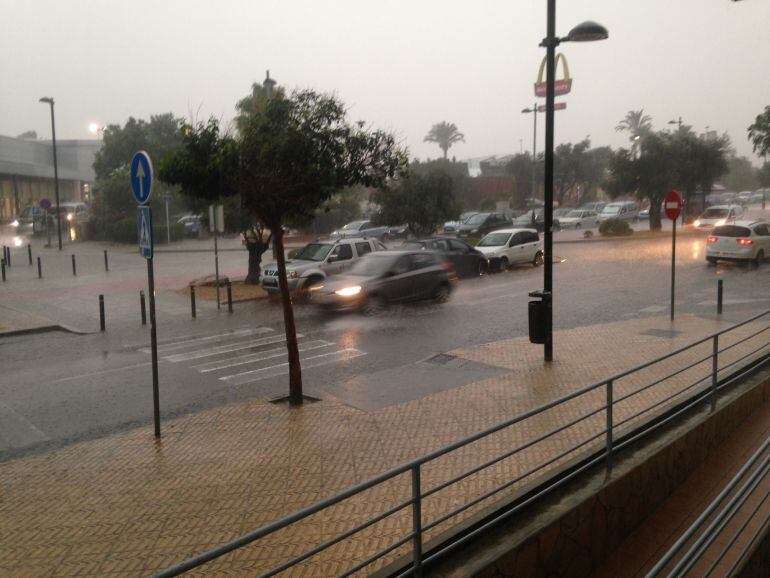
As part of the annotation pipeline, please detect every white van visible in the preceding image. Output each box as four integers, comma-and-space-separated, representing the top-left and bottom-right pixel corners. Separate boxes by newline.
599, 201, 639, 222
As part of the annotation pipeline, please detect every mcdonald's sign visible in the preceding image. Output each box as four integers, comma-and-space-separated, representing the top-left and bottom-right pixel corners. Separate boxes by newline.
534, 53, 572, 97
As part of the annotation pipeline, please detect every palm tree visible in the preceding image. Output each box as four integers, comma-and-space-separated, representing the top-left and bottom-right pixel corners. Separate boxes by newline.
615, 109, 653, 157
424, 122, 465, 159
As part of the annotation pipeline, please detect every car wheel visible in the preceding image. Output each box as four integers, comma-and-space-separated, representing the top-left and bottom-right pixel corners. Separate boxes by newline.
533, 251, 544, 267
433, 283, 451, 304
498, 257, 509, 273
575, 223, 581, 230
300, 276, 323, 302
754, 250, 765, 268
363, 295, 386, 316
706, 257, 717, 266
476, 260, 486, 277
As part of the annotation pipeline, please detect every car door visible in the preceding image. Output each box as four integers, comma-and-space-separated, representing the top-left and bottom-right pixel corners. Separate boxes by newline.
448, 238, 476, 276
429, 238, 454, 269
324, 243, 353, 275
507, 232, 527, 263
380, 255, 414, 303
408, 252, 440, 299
523, 231, 541, 261
753, 224, 770, 254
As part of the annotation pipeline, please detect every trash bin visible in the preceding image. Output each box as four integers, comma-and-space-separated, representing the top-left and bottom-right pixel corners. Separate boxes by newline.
528, 290, 550, 344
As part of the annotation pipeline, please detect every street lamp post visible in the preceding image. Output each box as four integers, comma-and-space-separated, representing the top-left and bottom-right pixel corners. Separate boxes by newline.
39, 97, 62, 250
521, 104, 539, 203
668, 117, 683, 131
539, 2, 607, 362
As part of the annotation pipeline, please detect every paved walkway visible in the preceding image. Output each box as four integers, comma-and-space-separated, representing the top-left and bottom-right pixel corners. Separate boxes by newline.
1, 312, 767, 577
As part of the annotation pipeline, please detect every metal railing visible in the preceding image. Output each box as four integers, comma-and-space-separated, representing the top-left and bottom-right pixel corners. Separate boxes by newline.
647, 435, 770, 577
151, 309, 770, 578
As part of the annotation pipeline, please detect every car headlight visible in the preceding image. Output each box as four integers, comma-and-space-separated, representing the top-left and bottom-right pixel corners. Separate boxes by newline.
66, 213, 74, 221
334, 285, 362, 297
471, 229, 478, 234
715, 219, 726, 227
11, 219, 19, 227
288, 270, 298, 279
694, 219, 701, 227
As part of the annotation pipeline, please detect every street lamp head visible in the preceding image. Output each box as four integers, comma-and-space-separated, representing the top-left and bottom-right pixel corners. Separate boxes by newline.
522, 108, 535, 113
39, 97, 54, 105
566, 20, 609, 42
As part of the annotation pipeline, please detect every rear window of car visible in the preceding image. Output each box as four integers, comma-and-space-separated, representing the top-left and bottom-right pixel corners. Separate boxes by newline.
712, 225, 751, 238
355, 242, 372, 256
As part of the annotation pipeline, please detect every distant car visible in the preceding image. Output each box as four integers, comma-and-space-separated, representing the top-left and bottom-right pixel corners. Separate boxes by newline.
598, 201, 639, 222
260, 237, 387, 297
559, 209, 600, 229
456, 212, 511, 239
751, 190, 768, 204
706, 221, 770, 266
693, 205, 744, 229
737, 191, 753, 205
401, 236, 487, 277
580, 201, 606, 214
638, 207, 650, 220
475, 228, 543, 272
553, 207, 576, 218
513, 210, 561, 232
11, 205, 49, 232
330, 220, 390, 240
443, 211, 478, 234
313, 250, 452, 315
53, 202, 90, 225
177, 214, 202, 238
386, 224, 409, 240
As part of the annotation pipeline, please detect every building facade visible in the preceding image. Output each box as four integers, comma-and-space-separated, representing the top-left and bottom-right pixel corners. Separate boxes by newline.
0, 135, 100, 222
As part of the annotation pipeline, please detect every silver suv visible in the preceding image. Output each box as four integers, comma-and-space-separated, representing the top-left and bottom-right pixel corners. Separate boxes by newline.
260, 237, 387, 295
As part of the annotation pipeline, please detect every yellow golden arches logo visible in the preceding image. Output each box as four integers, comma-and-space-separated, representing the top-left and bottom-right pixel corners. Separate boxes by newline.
534, 53, 572, 97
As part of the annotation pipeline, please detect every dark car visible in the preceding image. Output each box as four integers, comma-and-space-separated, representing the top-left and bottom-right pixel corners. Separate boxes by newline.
401, 237, 487, 277
313, 250, 451, 315
456, 212, 511, 239
513, 210, 561, 232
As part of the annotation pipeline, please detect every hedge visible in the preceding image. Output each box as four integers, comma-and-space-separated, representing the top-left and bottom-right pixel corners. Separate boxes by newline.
598, 218, 633, 237
104, 217, 186, 244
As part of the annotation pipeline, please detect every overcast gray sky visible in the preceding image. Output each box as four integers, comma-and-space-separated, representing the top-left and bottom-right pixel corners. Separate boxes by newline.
2, 0, 768, 163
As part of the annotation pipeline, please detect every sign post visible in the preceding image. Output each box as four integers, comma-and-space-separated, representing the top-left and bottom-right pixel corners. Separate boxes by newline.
665, 190, 683, 321
40, 198, 52, 248
131, 151, 161, 438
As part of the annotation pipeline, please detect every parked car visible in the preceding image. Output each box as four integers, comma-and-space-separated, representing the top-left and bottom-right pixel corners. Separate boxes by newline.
580, 201, 606, 214
456, 212, 511, 239
475, 228, 543, 272
706, 221, 770, 266
313, 250, 452, 315
11, 205, 49, 232
513, 210, 561, 232
559, 209, 600, 229
694, 205, 744, 229
260, 237, 387, 297
443, 211, 478, 234
638, 207, 650, 220
553, 207, 576, 218
53, 202, 90, 225
401, 236, 487, 277
177, 214, 202, 238
330, 220, 389, 240
386, 224, 409, 240
598, 201, 639, 222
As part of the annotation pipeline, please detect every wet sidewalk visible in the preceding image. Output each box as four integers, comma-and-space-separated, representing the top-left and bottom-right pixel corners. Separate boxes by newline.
0, 313, 767, 577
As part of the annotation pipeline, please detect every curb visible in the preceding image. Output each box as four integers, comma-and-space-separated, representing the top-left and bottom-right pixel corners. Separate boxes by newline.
0, 323, 88, 339
554, 228, 704, 245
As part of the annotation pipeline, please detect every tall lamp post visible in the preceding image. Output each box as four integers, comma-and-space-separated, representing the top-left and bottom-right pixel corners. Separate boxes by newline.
539, 3, 607, 362
521, 104, 538, 203
39, 97, 62, 250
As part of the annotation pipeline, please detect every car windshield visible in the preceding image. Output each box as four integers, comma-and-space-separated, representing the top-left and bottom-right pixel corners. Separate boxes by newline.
465, 213, 488, 225
567, 210, 583, 217
712, 225, 751, 238
702, 208, 728, 218
293, 243, 333, 261
341, 221, 366, 230
602, 205, 621, 215
347, 253, 398, 276
477, 232, 510, 247
460, 212, 477, 222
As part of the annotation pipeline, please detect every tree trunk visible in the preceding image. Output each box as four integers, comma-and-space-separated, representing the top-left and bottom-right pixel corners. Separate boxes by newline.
244, 239, 269, 284
441, 146, 448, 160
272, 227, 303, 405
649, 196, 663, 231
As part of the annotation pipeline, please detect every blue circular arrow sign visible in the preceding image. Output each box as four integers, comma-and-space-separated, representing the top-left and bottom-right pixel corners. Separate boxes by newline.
130, 151, 154, 205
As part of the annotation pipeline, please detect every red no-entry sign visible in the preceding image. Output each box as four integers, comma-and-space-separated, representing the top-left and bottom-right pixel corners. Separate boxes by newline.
665, 190, 683, 221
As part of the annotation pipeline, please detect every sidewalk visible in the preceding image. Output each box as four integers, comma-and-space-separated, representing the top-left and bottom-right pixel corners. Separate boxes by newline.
1, 313, 767, 577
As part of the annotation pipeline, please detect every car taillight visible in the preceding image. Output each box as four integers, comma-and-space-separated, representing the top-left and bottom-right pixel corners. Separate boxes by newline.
737, 238, 753, 246
707, 236, 717, 244
441, 262, 453, 271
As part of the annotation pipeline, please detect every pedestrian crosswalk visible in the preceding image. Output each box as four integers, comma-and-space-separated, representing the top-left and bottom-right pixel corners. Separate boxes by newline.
135, 326, 366, 385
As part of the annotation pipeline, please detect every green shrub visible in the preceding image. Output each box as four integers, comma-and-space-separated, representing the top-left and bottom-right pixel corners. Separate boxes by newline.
104, 217, 186, 244
598, 218, 633, 237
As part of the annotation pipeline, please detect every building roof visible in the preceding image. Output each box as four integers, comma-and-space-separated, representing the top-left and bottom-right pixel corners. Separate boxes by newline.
0, 135, 100, 182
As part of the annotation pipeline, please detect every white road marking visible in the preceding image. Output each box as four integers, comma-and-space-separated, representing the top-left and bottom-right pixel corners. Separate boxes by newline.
220, 348, 366, 385
50, 361, 153, 383
137, 327, 274, 354
194, 340, 334, 373
0, 401, 49, 444
163, 333, 304, 363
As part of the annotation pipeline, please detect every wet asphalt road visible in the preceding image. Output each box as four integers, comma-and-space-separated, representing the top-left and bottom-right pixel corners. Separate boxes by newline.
2, 233, 770, 460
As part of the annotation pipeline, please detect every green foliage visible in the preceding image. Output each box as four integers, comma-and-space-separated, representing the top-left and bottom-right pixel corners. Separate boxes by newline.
16, 130, 37, 139
722, 156, 758, 191
372, 168, 458, 236
424, 121, 465, 159
103, 217, 185, 244
748, 105, 770, 157
235, 78, 284, 135
88, 166, 134, 237
411, 159, 470, 212
758, 162, 770, 189
598, 218, 633, 237
311, 187, 363, 234
615, 109, 653, 157
554, 139, 612, 206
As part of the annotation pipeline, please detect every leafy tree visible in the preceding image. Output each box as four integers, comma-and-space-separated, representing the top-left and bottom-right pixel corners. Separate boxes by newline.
722, 155, 758, 192
502, 153, 536, 208
234, 73, 284, 135
615, 109, 653, 157
553, 139, 611, 206
748, 105, 770, 157
758, 162, 770, 189
372, 168, 458, 235
424, 121, 465, 159
410, 158, 470, 210
311, 187, 364, 234
16, 130, 37, 139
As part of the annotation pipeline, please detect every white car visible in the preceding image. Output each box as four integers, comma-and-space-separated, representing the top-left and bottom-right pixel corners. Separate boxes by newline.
475, 228, 542, 272
706, 220, 770, 266
694, 205, 744, 229
559, 209, 600, 229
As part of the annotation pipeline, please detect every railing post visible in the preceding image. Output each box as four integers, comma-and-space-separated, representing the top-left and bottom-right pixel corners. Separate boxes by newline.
605, 380, 614, 472
711, 335, 719, 411
717, 279, 723, 315
411, 465, 423, 577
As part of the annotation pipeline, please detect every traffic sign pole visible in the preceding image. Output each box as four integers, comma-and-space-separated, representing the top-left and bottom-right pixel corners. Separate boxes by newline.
147, 223, 161, 439
665, 190, 683, 322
